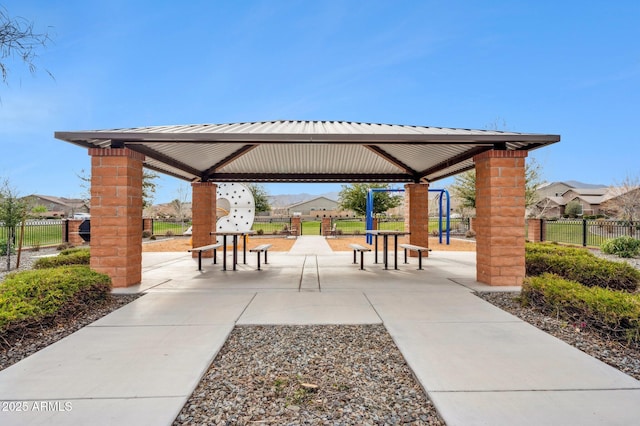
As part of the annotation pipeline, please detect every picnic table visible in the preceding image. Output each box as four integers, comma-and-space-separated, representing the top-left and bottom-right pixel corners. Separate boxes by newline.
366, 230, 409, 270
210, 230, 255, 271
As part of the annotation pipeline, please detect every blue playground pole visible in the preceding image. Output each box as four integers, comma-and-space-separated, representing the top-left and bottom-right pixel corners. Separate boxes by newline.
365, 187, 451, 245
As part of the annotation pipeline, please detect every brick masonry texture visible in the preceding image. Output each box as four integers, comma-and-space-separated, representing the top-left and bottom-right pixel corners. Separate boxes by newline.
191, 182, 217, 258
474, 150, 527, 286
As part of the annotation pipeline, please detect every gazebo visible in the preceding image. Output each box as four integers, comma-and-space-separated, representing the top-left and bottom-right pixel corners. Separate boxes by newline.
55, 120, 560, 287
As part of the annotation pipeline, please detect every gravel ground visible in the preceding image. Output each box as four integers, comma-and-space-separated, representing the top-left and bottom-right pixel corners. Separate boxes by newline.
0, 246, 61, 282
173, 325, 445, 426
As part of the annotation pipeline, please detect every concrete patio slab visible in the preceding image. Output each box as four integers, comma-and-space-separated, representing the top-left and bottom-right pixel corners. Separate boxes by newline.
0, 397, 186, 426
365, 290, 522, 322
0, 324, 232, 400
237, 291, 382, 325
383, 320, 640, 392
429, 389, 640, 426
91, 292, 254, 326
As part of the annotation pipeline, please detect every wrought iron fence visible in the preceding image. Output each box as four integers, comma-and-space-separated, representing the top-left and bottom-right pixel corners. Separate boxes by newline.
329, 217, 470, 236
544, 219, 640, 247
252, 217, 292, 236
0, 220, 64, 249
152, 220, 192, 236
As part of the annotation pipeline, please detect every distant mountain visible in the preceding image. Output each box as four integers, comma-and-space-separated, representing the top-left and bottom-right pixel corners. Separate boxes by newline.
268, 192, 339, 207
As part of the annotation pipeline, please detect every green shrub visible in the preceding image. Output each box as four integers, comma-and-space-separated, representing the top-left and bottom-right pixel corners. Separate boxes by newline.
0, 239, 15, 256
601, 236, 640, 258
0, 266, 111, 331
142, 230, 152, 238
34, 248, 90, 269
521, 274, 640, 344
525, 242, 593, 257
525, 242, 640, 292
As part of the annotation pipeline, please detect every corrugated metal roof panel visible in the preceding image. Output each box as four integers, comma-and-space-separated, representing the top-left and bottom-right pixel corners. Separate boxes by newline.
218, 144, 403, 174
54, 120, 560, 184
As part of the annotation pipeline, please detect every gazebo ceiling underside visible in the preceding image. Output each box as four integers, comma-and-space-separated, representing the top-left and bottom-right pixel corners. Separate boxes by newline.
55, 121, 560, 184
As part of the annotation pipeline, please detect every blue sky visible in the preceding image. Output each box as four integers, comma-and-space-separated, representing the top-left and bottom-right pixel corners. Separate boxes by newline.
1, 0, 638, 203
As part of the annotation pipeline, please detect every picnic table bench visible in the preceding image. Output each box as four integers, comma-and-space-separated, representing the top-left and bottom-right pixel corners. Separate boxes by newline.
399, 243, 431, 270
250, 243, 272, 270
349, 243, 371, 270
188, 243, 223, 271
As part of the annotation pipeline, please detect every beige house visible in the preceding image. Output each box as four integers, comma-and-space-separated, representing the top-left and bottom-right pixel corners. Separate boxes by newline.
285, 196, 353, 218
532, 182, 639, 219
23, 194, 89, 218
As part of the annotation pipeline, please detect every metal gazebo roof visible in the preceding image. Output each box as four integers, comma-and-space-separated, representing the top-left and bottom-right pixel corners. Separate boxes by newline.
55, 120, 560, 183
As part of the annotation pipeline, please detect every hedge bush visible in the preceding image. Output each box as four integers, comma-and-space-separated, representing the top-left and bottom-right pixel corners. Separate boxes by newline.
525, 242, 593, 257
525, 243, 640, 292
601, 236, 640, 258
34, 248, 90, 269
521, 273, 640, 345
0, 265, 111, 331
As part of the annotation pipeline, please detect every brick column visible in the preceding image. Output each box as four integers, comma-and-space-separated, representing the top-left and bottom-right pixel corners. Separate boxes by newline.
474, 150, 527, 286
291, 217, 302, 236
321, 217, 331, 236
527, 218, 546, 243
404, 183, 429, 256
143, 218, 153, 235
89, 148, 144, 288
191, 182, 217, 258
65, 219, 86, 246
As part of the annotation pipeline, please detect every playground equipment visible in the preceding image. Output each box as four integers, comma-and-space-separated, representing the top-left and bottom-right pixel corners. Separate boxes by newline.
365, 188, 451, 245
214, 183, 255, 244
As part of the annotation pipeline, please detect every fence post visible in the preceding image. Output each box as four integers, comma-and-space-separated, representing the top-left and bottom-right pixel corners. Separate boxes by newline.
582, 219, 588, 247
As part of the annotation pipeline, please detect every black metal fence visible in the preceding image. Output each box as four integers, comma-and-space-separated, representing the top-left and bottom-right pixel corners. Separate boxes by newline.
541, 219, 639, 247
252, 217, 292, 235
152, 220, 192, 236
0, 220, 64, 249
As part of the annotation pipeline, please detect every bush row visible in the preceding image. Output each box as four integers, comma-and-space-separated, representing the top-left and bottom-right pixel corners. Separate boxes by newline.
525, 243, 640, 292
33, 248, 90, 269
521, 274, 640, 345
0, 265, 111, 332
601, 236, 640, 259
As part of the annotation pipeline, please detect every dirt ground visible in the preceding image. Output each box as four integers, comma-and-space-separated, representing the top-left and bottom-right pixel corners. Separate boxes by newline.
142, 236, 476, 252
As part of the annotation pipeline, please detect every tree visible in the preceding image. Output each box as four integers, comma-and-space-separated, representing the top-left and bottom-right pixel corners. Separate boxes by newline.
247, 183, 270, 213
338, 183, 403, 217
170, 184, 190, 221
450, 158, 544, 210
565, 200, 582, 218
602, 174, 640, 221
0, 179, 27, 271
1, 6, 52, 84
77, 168, 159, 209
142, 170, 159, 208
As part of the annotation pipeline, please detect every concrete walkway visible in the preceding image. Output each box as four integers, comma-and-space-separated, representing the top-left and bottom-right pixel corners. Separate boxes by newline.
0, 242, 639, 425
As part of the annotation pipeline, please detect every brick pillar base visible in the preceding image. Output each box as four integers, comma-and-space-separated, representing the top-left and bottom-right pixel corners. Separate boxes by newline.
143, 218, 153, 235
527, 218, 546, 242
291, 217, 302, 236
191, 182, 217, 258
405, 183, 429, 257
474, 150, 527, 286
321, 217, 332, 236
65, 219, 86, 246
89, 148, 144, 288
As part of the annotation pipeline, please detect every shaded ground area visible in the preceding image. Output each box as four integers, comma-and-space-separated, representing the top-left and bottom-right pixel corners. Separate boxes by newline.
143, 235, 476, 252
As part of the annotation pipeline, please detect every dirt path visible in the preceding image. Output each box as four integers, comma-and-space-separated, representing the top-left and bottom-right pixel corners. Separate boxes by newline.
142, 236, 476, 252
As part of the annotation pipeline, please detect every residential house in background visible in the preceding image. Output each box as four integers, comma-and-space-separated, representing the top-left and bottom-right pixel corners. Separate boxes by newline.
283, 196, 353, 218
23, 194, 89, 218
530, 181, 639, 218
